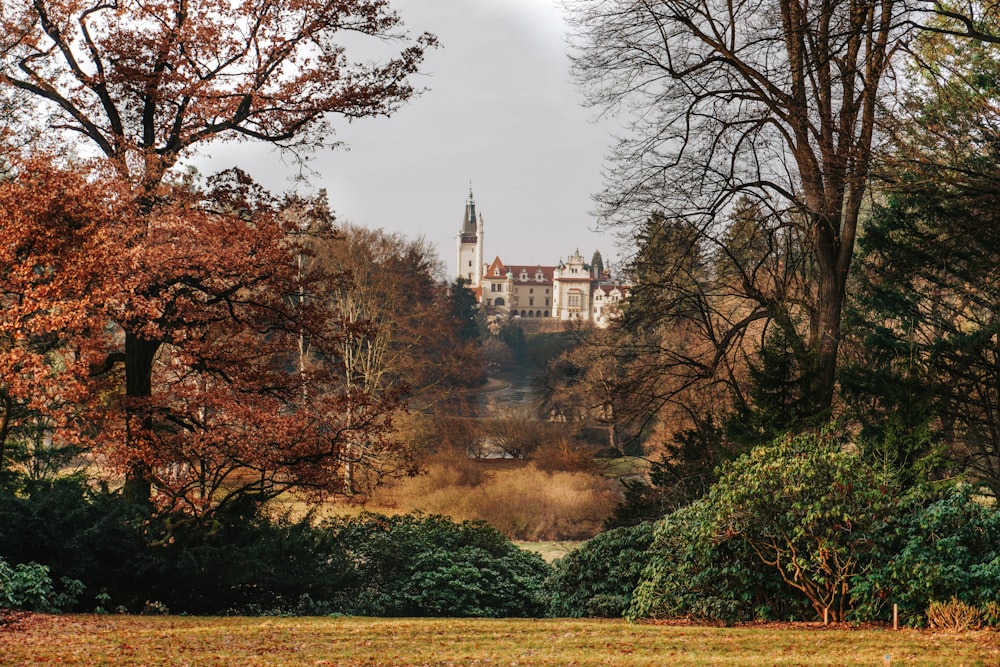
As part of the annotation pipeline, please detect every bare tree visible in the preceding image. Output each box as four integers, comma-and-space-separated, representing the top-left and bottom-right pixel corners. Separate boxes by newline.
566, 0, 904, 411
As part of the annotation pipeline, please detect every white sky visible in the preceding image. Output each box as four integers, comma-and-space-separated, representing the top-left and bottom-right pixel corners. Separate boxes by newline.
192, 0, 623, 279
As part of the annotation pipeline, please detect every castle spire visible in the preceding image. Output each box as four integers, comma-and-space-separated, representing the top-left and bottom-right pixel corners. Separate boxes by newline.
461, 184, 477, 235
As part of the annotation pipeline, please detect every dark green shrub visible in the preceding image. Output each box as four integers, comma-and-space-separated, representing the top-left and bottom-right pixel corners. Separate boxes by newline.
851, 485, 1000, 626
705, 428, 899, 621
0, 480, 551, 616
137, 505, 354, 615
0, 480, 353, 614
0, 557, 83, 612
626, 499, 797, 623
546, 522, 654, 617
328, 513, 551, 617
0, 476, 149, 611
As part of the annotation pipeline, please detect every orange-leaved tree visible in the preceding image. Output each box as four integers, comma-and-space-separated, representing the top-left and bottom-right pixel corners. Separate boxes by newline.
0, 156, 122, 478
0, 0, 435, 507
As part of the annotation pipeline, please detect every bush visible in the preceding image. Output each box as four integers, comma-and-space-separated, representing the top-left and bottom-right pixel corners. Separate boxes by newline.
626, 499, 798, 623
850, 485, 1000, 626
328, 513, 551, 617
546, 522, 655, 617
926, 597, 982, 631
138, 505, 355, 615
0, 558, 82, 612
0, 478, 552, 616
705, 428, 898, 621
0, 476, 149, 611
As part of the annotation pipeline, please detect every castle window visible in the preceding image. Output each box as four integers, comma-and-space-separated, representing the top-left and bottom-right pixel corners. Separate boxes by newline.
544, 310, 549, 317
529, 298, 534, 306
494, 268, 499, 276
495, 298, 505, 306
529, 288, 534, 294
568, 293, 581, 308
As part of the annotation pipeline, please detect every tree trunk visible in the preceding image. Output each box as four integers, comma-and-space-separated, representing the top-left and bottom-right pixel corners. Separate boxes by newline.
122, 331, 161, 505
0, 393, 11, 476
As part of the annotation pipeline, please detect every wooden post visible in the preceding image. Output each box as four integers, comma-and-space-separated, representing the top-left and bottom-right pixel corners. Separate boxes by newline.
884, 654, 891, 667
893, 603, 898, 631
823, 607, 829, 625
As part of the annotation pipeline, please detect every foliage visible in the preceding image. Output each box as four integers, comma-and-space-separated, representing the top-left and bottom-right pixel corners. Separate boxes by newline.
0, 475, 149, 611
0, 557, 82, 613
449, 278, 483, 344
725, 327, 824, 449
850, 485, 1000, 627
327, 513, 551, 617
0, 476, 554, 616
844, 23, 1000, 494
546, 522, 654, 618
537, 326, 647, 455
627, 499, 798, 624
310, 223, 480, 399
0, 156, 120, 477
706, 428, 898, 621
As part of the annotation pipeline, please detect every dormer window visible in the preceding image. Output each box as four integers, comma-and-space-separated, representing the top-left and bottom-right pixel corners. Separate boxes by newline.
493, 268, 500, 276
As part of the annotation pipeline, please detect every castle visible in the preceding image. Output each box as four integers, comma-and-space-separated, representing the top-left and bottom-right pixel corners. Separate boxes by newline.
456, 189, 629, 328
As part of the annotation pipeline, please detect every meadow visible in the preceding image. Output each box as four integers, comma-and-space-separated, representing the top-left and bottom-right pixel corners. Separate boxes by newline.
2, 614, 998, 666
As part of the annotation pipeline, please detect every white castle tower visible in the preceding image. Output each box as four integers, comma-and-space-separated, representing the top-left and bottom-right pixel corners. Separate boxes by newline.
456, 187, 484, 287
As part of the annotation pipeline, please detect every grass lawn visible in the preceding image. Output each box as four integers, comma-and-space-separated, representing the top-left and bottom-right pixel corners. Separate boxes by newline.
514, 540, 582, 563
2, 614, 998, 666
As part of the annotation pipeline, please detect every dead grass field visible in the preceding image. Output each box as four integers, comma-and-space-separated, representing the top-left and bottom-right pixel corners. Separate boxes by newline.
2, 614, 998, 666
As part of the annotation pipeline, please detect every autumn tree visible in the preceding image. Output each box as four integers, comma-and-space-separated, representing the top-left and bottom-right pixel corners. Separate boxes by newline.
0, 156, 120, 481
301, 222, 482, 491
0, 0, 434, 503
565, 0, 901, 412
312, 224, 479, 402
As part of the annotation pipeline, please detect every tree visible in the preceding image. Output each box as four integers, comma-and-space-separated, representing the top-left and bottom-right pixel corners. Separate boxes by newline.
566, 0, 901, 412
304, 223, 481, 490
845, 18, 1000, 493
0, 156, 119, 480
0, 0, 435, 503
109, 171, 410, 518
448, 278, 482, 344
538, 326, 645, 455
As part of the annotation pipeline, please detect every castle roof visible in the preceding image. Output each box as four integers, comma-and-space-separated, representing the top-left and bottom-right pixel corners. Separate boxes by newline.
460, 187, 478, 237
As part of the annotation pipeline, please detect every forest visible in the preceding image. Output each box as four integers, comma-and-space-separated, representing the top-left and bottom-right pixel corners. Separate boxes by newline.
2, 0, 1000, 630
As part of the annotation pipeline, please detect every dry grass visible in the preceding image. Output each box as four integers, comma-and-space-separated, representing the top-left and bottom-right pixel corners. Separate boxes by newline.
370, 452, 618, 540
3, 614, 999, 666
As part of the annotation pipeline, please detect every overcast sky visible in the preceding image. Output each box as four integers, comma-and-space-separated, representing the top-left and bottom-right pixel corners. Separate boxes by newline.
193, 0, 623, 279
